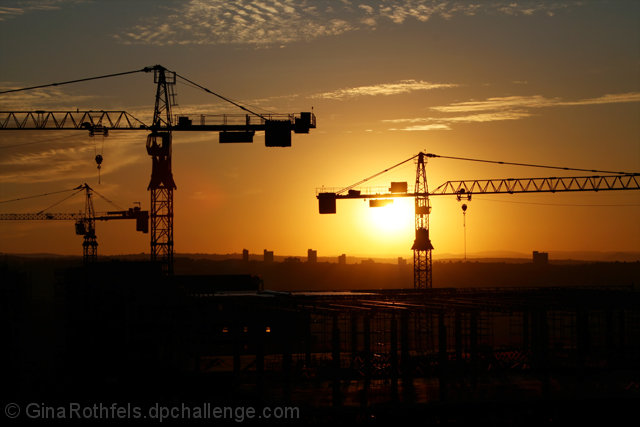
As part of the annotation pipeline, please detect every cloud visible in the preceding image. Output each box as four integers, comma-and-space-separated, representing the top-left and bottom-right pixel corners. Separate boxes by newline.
433, 92, 640, 113
389, 124, 451, 131
386, 91, 640, 131
114, 0, 577, 46
0, 0, 85, 22
312, 80, 457, 100
0, 85, 96, 109
115, 0, 356, 46
432, 95, 559, 113
0, 7, 24, 21
386, 110, 532, 124
557, 92, 640, 106
0, 133, 144, 184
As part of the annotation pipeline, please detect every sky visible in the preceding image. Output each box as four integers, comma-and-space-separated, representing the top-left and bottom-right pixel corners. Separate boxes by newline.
0, 0, 639, 260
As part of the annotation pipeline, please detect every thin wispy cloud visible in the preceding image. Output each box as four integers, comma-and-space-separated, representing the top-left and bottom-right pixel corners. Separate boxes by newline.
0, 84, 95, 109
387, 92, 640, 131
558, 92, 640, 106
0, 7, 24, 21
0, 0, 84, 22
432, 95, 560, 113
433, 93, 640, 113
312, 80, 457, 100
0, 133, 144, 184
389, 124, 452, 131
115, 0, 577, 46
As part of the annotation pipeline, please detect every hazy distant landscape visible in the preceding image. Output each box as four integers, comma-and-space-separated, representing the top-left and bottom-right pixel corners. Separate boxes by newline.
2, 252, 639, 292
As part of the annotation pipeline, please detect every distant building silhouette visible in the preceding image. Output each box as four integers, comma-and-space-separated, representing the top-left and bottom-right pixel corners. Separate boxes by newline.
264, 249, 274, 263
242, 249, 249, 262
338, 254, 346, 265
533, 251, 549, 265
398, 257, 407, 265
307, 249, 317, 263
361, 258, 375, 265
284, 257, 301, 263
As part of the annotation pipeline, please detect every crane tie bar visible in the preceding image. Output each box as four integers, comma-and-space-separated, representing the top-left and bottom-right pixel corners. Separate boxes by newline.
426, 153, 635, 175
0, 68, 148, 95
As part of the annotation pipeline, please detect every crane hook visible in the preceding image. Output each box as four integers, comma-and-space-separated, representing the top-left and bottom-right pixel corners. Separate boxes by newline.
461, 203, 468, 262
95, 154, 103, 184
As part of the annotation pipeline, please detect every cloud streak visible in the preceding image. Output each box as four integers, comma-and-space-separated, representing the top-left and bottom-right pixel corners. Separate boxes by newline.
312, 80, 457, 100
0, 0, 84, 22
114, 0, 577, 46
0, 84, 96, 109
0, 133, 144, 184
387, 92, 640, 131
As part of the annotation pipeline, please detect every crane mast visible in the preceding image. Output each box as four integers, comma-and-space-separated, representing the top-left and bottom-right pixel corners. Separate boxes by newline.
317, 152, 640, 289
81, 183, 97, 263
411, 152, 433, 289
146, 66, 177, 275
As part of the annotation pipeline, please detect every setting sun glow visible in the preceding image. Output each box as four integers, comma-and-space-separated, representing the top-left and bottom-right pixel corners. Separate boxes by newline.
368, 198, 414, 234
0, 1, 638, 260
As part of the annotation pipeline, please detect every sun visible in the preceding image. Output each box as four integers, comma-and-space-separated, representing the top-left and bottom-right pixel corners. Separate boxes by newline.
367, 197, 414, 234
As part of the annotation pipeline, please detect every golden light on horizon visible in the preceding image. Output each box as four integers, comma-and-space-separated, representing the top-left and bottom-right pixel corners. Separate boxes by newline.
367, 198, 414, 235
0, 1, 638, 260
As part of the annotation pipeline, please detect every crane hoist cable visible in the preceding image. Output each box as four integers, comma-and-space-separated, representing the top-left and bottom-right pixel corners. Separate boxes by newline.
0, 187, 80, 204
337, 153, 420, 195
1, 64, 275, 123
426, 153, 636, 175
174, 72, 269, 121
91, 187, 124, 211
334, 152, 639, 196
93, 133, 105, 184
1, 184, 125, 213
36, 186, 85, 215
175, 79, 278, 118
0, 68, 149, 95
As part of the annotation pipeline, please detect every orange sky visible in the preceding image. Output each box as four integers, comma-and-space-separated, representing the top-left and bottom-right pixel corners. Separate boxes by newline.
0, 1, 639, 260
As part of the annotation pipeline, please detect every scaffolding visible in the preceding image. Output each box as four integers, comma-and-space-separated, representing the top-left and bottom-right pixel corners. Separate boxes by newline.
57, 266, 640, 412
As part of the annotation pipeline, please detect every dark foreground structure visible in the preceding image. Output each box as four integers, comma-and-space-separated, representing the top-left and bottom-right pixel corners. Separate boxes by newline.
3, 261, 640, 425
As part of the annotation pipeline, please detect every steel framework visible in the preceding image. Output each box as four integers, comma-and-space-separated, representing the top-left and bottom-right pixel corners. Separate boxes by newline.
0, 110, 144, 132
0, 64, 316, 274
0, 183, 148, 263
411, 152, 433, 289
317, 152, 640, 289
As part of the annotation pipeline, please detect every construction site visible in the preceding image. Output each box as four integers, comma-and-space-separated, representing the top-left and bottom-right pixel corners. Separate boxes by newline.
1, 65, 640, 425
2, 258, 638, 424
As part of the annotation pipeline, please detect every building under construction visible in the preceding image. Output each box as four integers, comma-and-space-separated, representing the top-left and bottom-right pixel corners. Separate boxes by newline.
15, 261, 632, 424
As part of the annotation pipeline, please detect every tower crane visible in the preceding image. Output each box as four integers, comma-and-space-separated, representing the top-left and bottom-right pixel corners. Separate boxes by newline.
0, 183, 148, 263
0, 65, 316, 274
317, 152, 640, 289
